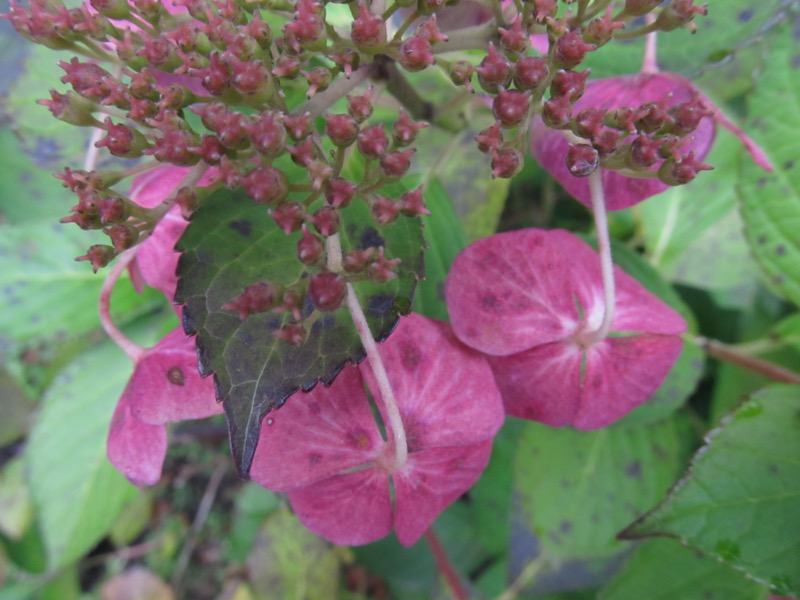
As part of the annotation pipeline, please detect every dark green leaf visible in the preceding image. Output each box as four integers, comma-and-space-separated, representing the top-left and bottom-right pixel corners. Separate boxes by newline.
175, 188, 423, 476
740, 24, 800, 308
621, 385, 800, 596
600, 538, 769, 600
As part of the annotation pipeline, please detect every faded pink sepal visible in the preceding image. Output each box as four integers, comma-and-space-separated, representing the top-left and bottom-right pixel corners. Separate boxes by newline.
287, 469, 393, 546
107, 397, 167, 486
488, 341, 583, 425
531, 72, 716, 210
125, 328, 221, 425
129, 166, 216, 302
249, 366, 383, 491
361, 313, 505, 449
446, 230, 686, 357
135, 208, 186, 304
394, 441, 493, 547
489, 335, 683, 429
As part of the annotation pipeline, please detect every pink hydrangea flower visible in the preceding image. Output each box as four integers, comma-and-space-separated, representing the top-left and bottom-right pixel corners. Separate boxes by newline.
445, 229, 687, 428
530, 72, 772, 210
107, 328, 222, 485
249, 313, 505, 546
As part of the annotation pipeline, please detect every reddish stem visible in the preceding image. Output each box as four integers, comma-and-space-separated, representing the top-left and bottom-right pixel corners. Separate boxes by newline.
697, 337, 800, 384
99, 248, 145, 362
424, 528, 469, 600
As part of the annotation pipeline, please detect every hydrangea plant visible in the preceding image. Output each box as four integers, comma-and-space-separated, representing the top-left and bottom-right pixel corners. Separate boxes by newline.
2, 0, 800, 597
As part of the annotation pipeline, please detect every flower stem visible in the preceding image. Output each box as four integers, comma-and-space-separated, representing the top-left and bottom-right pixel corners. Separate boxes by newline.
695, 336, 800, 384
424, 528, 469, 600
494, 554, 547, 600
326, 234, 408, 471
640, 17, 659, 74
291, 64, 376, 119
99, 248, 146, 363
586, 168, 615, 344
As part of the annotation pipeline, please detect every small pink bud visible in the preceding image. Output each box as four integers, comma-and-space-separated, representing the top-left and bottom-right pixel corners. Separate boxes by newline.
351, 2, 386, 53
415, 17, 448, 43
191, 52, 233, 96
392, 110, 428, 146
307, 206, 340, 236
307, 160, 334, 191
272, 55, 302, 79
297, 224, 325, 265
476, 43, 512, 93
241, 166, 290, 205
38, 90, 101, 127
475, 122, 504, 153
584, 7, 625, 46
302, 66, 333, 97
149, 130, 200, 166
269, 202, 305, 234
76, 244, 115, 272
490, 148, 522, 179
550, 69, 590, 102
498, 17, 529, 55
380, 149, 415, 178
275, 323, 307, 346
95, 119, 149, 158
492, 89, 531, 128
287, 138, 316, 167
104, 223, 139, 253
343, 247, 375, 272
565, 144, 599, 177
222, 282, 281, 319
656, 0, 708, 32
399, 187, 430, 217
325, 113, 360, 147
98, 196, 130, 224
399, 36, 435, 73
324, 177, 358, 209
658, 151, 713, 185
367, 247, 401, 283
513, 57, 549, 92
250, 111, 287, 158
629, 135, 663, 169
331, 48, 360, 77
669, 96, 713, 134
284, 112, 314, 141
573, 108, 606, 139
347, 90, 374, 122
357, 124, 388, 158
309, 272, 346, 312
541, 96, 572, 129
371, 195, 402, 225
450, 61, 474, 92
554, 29, 596, 68
190, 135, 228, 165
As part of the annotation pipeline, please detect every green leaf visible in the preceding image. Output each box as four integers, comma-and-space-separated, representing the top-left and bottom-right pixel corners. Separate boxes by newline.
26, 340, 137, 568
599, 538, 769, 600
513, 416, 690, 563
414, 177, 468, 321
175, 188, 423, 476
0, 221, 163, 349
246, 508, 340, 599
621, 385, 800, 596
740, 24, 800, 308
0, 457, 33, 541
582, 1, 792, 79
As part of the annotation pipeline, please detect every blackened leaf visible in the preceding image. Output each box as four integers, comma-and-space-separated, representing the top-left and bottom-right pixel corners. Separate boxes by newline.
175, 188, 423, 476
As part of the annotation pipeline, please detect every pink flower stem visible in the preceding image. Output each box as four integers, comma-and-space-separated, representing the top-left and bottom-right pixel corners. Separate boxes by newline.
586, 169, 615, 344
99, 248, 146, 363
695, 336, 800, 384
640, 16, 659, 74
423, 528, 469, 600
326, 234, 408, 472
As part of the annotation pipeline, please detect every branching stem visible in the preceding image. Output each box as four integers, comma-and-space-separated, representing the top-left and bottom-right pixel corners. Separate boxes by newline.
99, 248, 145, 362
585, 169, 615, 344
326, 234, 408, 471
695, 337, 800, 384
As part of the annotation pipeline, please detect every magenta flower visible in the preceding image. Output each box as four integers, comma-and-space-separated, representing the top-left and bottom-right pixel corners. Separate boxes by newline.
107, 328, 222, 485
249, 313, 505, 546
531, 72, 771, 210
445, 229, 687, 428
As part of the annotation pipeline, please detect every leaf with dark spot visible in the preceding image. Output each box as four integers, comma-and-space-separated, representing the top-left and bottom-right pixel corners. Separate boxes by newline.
175, 187, 424, 476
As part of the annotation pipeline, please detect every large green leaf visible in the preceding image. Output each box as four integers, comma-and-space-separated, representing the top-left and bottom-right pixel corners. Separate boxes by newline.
246, 508, 340, 599
621, 385, 800, 596
0, 221, 162, 350
599, 538, 769, 600
175, 188, 423, 476
740, 24, 800, 308
513, 416, 690, 563
582, 1, 793, 80
26, 340, 138, 568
